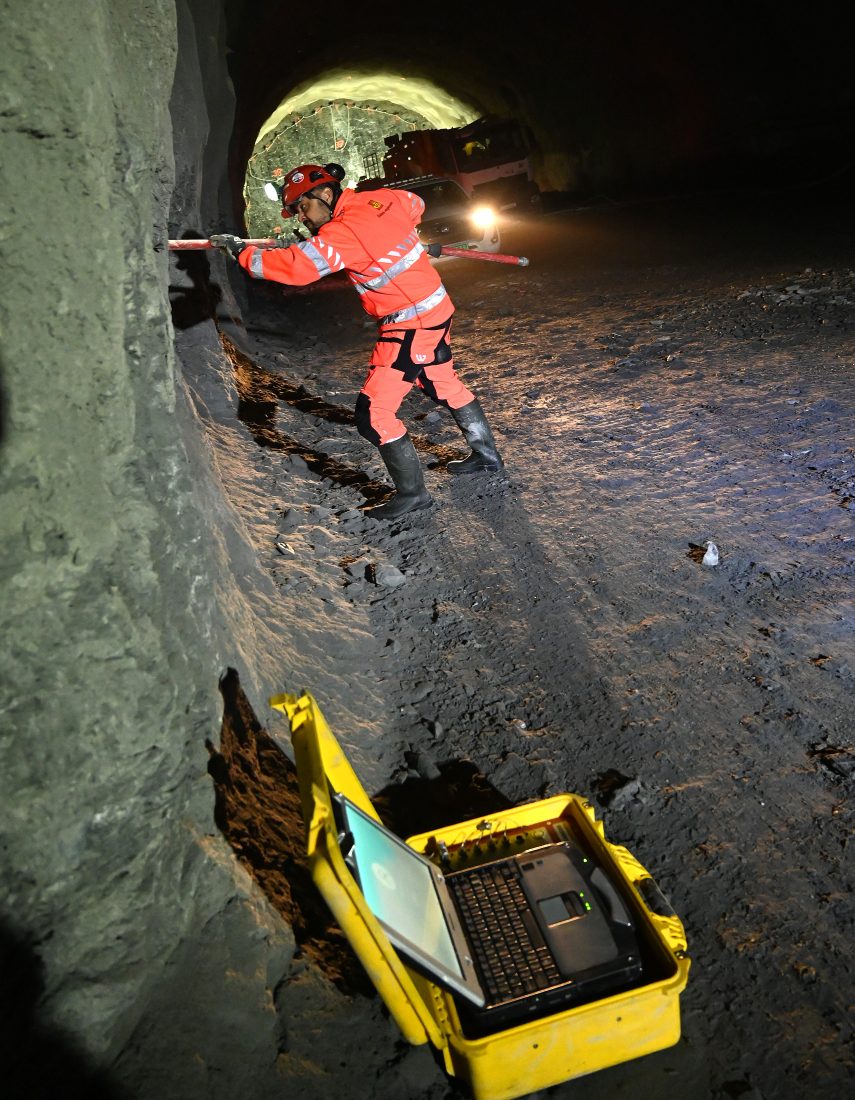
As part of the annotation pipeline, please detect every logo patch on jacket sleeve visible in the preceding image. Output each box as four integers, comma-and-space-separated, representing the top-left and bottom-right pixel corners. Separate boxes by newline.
368, 199, 383, 209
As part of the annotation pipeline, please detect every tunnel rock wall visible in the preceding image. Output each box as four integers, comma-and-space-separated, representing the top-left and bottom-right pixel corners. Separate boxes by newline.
0, 1, 297, 1096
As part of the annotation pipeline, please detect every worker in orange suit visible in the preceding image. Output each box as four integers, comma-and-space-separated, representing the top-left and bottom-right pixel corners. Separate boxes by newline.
210, 163, 503, 520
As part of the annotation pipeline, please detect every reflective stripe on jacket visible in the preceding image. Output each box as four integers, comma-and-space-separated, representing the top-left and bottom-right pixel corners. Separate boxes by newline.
237, 187, 454, 329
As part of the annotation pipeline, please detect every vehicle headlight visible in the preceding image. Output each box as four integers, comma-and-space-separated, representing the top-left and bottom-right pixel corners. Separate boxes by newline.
470, 205, 496, 230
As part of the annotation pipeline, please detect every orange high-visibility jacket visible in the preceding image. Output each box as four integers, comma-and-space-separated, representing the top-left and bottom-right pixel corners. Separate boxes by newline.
238, 187, 454, 329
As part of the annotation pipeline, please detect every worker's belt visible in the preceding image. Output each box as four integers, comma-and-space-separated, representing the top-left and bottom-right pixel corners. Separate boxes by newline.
379, 285, 448, 327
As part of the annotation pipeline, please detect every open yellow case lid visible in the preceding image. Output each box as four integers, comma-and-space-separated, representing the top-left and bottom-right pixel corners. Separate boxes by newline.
269, 691, 447, 1049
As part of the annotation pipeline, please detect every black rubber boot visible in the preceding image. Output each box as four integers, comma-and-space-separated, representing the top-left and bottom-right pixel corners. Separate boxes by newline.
364, 434, 432, 520
448, 399, 504, 474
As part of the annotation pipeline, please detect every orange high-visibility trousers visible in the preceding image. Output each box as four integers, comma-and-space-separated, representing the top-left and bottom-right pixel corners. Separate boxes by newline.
355, 319, 475, 445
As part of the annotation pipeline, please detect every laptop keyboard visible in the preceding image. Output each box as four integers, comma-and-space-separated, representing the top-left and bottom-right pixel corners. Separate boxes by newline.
447, 861, 563, 1003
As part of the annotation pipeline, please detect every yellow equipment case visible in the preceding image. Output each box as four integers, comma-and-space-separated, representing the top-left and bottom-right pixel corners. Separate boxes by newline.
270, 691, 690, 1100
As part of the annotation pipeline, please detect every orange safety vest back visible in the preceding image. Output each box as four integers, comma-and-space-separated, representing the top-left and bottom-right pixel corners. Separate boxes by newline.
238, 188, 454, 329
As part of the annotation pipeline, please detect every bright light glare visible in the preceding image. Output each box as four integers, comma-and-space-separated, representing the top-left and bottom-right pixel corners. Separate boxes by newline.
256, 72, 477, 141
263, 182, 280, 202
470, 205, 496, 230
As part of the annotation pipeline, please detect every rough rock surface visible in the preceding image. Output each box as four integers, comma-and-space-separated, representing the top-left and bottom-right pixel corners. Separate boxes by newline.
1, 3, 296, 1097
1, 2, 853, 1099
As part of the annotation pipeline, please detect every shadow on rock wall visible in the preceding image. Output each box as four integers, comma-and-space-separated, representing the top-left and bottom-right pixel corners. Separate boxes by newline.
1, 916, 128, 1100
208, 669, 516, 991
207, 667, 373, 995
372, 758, 515, 839
168, 232, 224, 330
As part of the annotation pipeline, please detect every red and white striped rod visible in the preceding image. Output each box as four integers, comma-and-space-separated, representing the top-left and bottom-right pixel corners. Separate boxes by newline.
438, 246, 529, 266
167, 238, 278, 250
168, 239, 529, 265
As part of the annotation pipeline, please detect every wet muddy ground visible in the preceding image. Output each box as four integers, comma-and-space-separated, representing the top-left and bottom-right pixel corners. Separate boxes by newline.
208, 184, 854, 1100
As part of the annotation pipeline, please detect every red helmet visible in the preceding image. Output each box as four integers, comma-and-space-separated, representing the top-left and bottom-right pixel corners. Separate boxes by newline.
281, 164, 342, 216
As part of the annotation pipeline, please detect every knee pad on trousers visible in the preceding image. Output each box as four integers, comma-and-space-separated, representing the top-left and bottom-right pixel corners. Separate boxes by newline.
433, 333, 452, 364
355, 393, 381, 446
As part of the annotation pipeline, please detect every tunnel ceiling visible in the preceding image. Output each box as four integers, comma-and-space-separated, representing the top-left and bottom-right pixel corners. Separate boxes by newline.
225, 10, 519, 229
257, 71, 478, 141
227, 1, 855, 230
244, 70, 480, 236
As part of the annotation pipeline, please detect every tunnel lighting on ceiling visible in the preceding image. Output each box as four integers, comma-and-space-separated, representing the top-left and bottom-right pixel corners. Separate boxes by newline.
263, 182, 280, 202
256, 70, 477, 142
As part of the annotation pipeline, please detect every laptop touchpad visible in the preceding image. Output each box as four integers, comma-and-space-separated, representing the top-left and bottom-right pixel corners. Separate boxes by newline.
540, 893, 584, 925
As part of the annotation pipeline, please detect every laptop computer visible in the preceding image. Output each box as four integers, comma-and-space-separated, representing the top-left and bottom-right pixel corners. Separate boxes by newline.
333, 793, 643, 1031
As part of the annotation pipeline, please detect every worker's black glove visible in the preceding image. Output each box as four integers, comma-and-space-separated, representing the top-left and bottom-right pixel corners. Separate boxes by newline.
209, 233, 246, 260
425, 242, 443, 258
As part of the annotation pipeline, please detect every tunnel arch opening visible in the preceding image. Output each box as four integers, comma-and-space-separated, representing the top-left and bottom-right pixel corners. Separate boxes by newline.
242, 69, 480, 238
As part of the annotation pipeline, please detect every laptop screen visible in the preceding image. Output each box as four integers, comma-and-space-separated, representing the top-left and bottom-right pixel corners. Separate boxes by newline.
336, 796, 464, 980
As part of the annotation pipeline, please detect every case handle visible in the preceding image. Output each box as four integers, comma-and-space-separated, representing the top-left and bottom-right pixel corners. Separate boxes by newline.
635, 875, 677, 918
